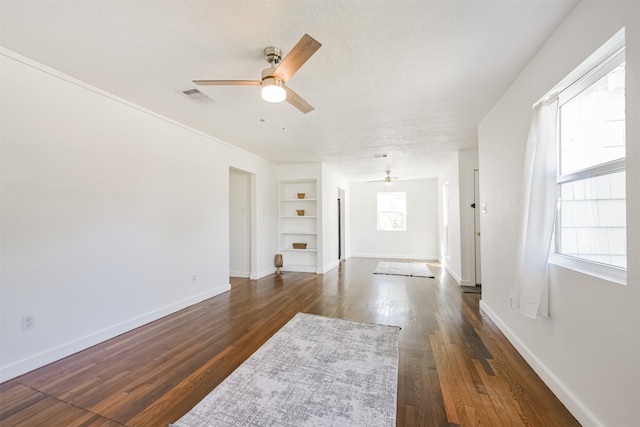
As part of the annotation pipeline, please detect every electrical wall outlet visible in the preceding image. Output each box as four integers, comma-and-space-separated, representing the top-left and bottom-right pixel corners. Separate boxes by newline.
191, 275, 197, 284
22, 314, 35, 331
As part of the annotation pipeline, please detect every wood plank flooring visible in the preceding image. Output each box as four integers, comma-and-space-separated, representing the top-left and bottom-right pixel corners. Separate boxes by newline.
0, 258, 579, 426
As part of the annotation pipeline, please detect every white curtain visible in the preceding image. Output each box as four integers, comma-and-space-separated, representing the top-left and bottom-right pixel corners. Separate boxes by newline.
512, 98, 559, 319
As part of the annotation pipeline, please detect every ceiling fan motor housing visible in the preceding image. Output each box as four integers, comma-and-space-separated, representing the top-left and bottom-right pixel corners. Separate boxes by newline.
263, 46, 282, 65
261, 66, 278, 81
261, 66, 286, 103
261, 67, 285, 89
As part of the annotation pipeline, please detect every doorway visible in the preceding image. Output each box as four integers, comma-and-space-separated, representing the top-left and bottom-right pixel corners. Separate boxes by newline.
338, 187, 346, 261
229, 168, 252, 278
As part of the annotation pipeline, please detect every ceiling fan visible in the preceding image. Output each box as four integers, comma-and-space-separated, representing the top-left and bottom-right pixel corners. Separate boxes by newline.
367, 170, 399, 185
193, 34, 321, 114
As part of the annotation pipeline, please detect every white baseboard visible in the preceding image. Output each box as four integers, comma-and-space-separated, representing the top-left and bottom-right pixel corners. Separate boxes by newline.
230, 270, 250, 278
318, 260, 339, 274
443, 263, 462, 284
479, 300, 601, 427
252, 267, 277, 280
0, 284, 230, 382
350, 253, 438, 261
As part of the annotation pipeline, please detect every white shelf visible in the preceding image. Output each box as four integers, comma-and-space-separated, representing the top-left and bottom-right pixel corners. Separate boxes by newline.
283, 265, 317, 273
281, 198, 317, 202
281, 231, 317, 235
279, 179, 319, 273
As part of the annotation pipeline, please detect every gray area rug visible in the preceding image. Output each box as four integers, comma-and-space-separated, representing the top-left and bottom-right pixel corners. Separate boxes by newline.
374, 261, 435, 278
171, 312, 400, 427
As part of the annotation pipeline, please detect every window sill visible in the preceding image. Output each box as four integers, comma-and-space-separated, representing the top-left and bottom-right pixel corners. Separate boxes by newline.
548, 254, 627, 286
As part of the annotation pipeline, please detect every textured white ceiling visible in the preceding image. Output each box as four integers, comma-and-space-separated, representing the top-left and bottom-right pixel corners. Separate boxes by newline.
0, 0, 577, 182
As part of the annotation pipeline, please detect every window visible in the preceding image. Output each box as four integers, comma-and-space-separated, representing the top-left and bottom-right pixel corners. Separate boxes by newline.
377, 191, 406, 231
555, 46, 626, 270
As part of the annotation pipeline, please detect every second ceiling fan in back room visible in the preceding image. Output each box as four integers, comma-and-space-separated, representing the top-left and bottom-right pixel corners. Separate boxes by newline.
193, 34, 322, 114
367, 170, 399, 185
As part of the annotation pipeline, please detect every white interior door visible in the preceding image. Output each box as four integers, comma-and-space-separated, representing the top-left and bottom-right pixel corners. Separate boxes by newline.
474, 169, 482, 285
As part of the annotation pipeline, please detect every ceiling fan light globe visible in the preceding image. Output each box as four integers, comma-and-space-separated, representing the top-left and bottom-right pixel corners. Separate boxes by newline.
384, 178, 393, 185
261, 78, 286, 103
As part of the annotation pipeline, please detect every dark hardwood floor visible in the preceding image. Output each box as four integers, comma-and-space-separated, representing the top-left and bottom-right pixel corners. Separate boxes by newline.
0, 258, 579, 426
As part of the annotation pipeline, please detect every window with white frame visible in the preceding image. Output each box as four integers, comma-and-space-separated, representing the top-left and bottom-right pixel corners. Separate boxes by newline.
555, 46, 626, 270
377, 191, 406, 231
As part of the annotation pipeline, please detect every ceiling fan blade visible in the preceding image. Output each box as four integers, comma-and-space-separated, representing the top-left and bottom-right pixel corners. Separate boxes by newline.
273, 34, 322, 82
193, 80, 261, 86
285, 86, 314, 114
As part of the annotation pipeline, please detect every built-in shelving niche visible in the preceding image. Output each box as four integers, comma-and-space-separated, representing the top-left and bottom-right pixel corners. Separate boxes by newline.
279, 180, 318, 273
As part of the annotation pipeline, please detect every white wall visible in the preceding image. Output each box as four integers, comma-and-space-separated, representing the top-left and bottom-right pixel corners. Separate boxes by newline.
350, 179, 438, 260
229, 168, 251, 278
0, 49, 279, 381
478, 2, 639, 426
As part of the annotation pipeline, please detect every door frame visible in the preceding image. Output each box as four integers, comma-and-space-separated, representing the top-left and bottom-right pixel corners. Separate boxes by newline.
338, 187, 346, 260
473, 169, 482, 286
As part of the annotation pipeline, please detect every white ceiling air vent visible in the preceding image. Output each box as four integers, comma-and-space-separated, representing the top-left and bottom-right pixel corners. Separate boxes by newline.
180, 88, 213, 104
374, 154, 388, 158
